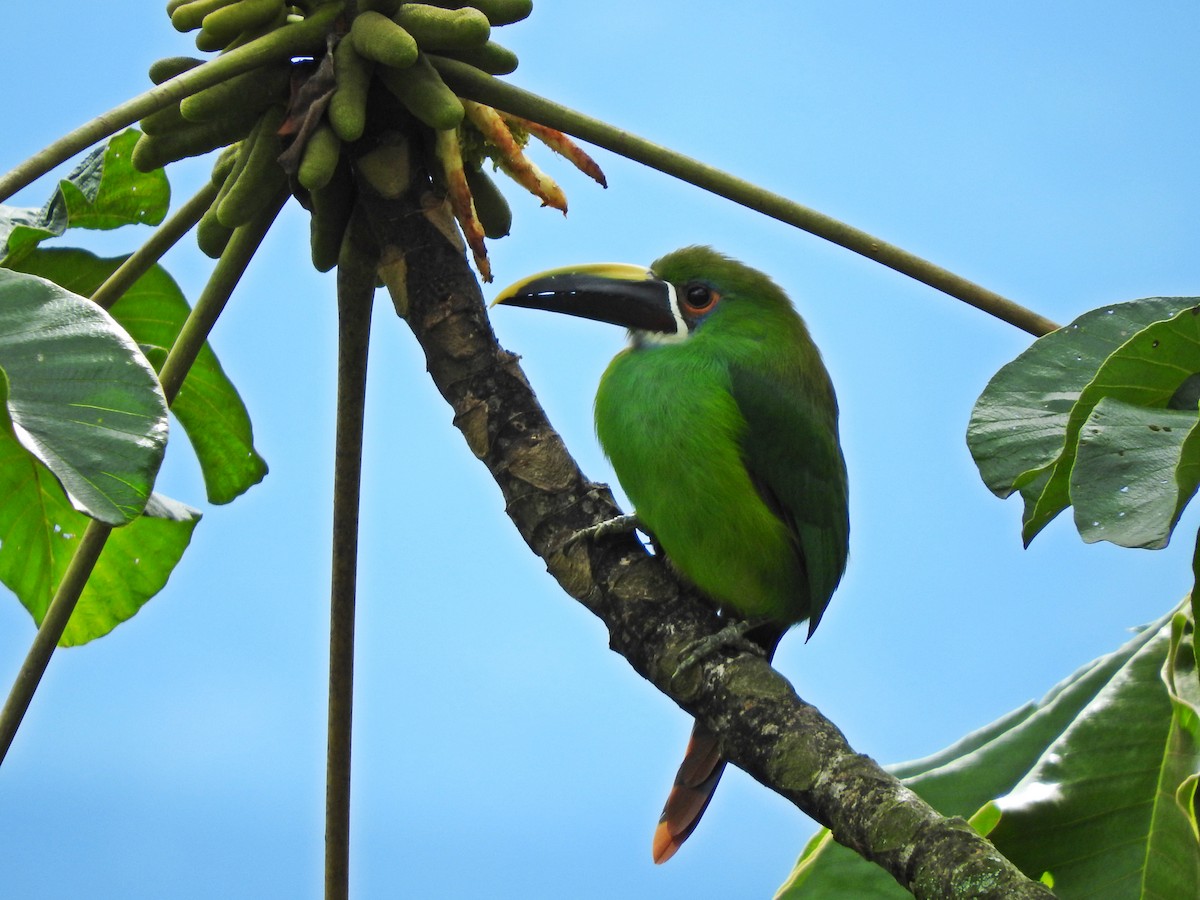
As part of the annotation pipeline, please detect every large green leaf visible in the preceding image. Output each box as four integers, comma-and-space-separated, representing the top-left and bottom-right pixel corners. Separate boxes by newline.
10, 248, 268, 504
0, 130, 169, 264
0, 268, 168, 524
0, 426, 199, 646
55, 128, 170, 231
777, 609, 1195, 898
968, 298, 1200, 546
988, 611, 1199, 897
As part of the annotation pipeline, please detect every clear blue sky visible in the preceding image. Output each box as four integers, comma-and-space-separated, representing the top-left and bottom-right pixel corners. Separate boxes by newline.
3, 3, 1200, 897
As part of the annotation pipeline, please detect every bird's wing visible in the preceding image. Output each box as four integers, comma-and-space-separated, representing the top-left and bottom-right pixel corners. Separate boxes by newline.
730, 365, 849, 634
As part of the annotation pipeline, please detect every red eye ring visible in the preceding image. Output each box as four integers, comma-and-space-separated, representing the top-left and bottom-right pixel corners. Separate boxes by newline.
682, 283, 720, 314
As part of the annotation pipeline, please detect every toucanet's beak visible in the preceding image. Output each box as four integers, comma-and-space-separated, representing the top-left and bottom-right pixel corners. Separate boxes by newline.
492, 262, 682, 336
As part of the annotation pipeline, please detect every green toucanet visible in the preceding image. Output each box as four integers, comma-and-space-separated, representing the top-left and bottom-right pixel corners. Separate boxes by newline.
494, 246, 850, 863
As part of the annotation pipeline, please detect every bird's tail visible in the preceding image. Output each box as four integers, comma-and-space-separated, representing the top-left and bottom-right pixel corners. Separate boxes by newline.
651, 622, 785, 864
652, 722, 726, 864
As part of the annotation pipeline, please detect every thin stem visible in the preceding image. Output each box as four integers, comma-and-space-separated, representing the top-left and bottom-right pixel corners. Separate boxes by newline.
432, 57, 1061, 339
0, 188, 287, 766
325, 210, 377, 900
0, 520, 112, 763
91, 180, 219, 310
0, 3, 341, 205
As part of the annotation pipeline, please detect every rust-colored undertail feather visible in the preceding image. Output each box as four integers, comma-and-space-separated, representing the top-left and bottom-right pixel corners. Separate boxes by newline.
652, 723, 726, 864
652, 624, 785, 864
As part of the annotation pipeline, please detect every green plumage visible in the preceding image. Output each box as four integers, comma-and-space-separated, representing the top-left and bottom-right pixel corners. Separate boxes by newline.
595, 247, 848, 633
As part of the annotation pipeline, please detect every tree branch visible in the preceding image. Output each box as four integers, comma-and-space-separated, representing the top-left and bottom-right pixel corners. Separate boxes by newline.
357, 176, 1053, 899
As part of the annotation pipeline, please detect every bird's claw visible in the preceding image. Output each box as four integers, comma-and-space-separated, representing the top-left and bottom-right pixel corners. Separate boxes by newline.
561, 513, 642, 550
674, 619, 768, 678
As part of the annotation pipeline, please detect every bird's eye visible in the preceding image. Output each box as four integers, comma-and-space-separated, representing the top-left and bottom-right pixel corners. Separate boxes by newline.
682, 283, 719, 314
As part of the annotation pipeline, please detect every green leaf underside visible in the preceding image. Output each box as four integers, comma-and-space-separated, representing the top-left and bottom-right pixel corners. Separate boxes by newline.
9, 248, 267, 504
1072, 399, 1200, 548
0, 129, 168, 264
1026, 305, 1200, 544
777, 608, 1200, 898
967, 298, 1200, 546
0, 269, 167, 524
0, 427, 199, 646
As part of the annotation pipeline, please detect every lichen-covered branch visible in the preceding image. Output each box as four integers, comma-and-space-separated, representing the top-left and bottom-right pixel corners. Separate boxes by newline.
355, 173, 1053, 899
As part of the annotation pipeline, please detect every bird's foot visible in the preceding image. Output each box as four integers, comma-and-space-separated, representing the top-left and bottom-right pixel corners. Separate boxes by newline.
561, 513, 643, 550
674, 619, 768, 677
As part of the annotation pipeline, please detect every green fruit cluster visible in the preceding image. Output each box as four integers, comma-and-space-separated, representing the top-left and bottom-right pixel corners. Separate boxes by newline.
311, 1, 528, 271
135, 0, 531, 268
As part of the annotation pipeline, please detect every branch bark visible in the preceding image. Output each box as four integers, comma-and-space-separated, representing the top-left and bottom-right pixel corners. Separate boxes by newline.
356, 175, 1053, 899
